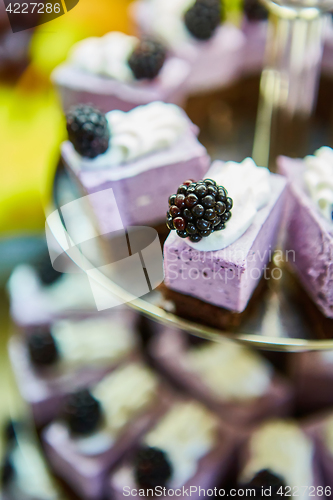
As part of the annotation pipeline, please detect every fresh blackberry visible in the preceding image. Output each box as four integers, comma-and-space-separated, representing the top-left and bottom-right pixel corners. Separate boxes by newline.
184, 0, 222, 40
240, 469, 286, 499
27, 330, 59, 367
134, 446, 172, 490
128, 38, 167, 80
36, 254, 63, 286
243, 0, 268, 21
166, 179, 232, 243
66, 104, 110, 159
63, 389, 102, 435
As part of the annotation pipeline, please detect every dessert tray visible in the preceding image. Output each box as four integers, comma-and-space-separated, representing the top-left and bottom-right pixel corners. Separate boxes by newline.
51, 161, 332, 353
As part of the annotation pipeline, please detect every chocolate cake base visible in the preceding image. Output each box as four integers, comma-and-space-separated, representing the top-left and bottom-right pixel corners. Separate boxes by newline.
159, 272, 268, 331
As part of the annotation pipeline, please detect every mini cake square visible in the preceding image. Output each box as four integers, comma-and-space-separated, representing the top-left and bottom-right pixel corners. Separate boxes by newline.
150, 328, 293, 428
130, 0, 245, 96
108, 400, 238, 500
52, 32, 190, 113
7, 257, 98, 328
278, 148, 333, 319
163, 158, 287, 317
42, 363, 171, 500
9, 310, 139, 426
238, 420, 323, 498
62, 102, 210, 231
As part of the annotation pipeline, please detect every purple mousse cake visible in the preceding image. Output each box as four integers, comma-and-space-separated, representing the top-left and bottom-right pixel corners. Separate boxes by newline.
163, 158, 287, 327
289, 351, 333, 413
8, 310, 139, 426
52, 32, 190, 113
43, 363, 171, 499
130, 0, 245, 95
238, 420, 323, 498
108, 400, 238, 500
304, 411, 333, 491
62, 101, 210, 231
278, 148, 333, 319
7, 256, 98, 328
150, 328, 293, 428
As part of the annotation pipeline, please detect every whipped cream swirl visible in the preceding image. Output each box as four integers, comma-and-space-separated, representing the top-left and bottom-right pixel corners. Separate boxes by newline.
69, 32, 138, 81
304, 146, 333, 223
185, 340, 272, 400
145, 401, 218, 488
182, 158, 271, 251
52, 316, 136, 367
242, 420, 314, 495
69, 101, 189, 168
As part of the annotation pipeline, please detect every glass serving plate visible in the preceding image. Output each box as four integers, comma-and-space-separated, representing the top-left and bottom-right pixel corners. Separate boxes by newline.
50, 161, 333, 353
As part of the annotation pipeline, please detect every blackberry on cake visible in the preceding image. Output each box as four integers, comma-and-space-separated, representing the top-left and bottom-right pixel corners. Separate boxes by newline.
63, 389, 102, 435
134, 446, 173, 489
240, 469, 286, 498
27, 330, 59, 367
166, 179, 233, 242
66, 104, 110, 159
184, 0, 222, 40
128, 38, 167, 80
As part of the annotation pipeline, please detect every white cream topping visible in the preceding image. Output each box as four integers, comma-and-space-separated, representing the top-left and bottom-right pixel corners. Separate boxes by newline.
242, 420, 314, 494
185, 340, 272, 401
93, 363, 157, 437
51, 316, 136, 367
68, 32, 138, 81
145, 401, 218, 488
304, 146, 333, 223
183, 158, 271, 251
139, 0, 198, 47
68, 101, 189, 169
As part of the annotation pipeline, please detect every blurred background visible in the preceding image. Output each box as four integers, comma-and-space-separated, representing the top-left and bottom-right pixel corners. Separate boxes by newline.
0, 0, 133, 472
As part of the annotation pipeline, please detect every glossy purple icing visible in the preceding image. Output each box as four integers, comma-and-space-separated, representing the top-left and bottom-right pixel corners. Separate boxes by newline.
278, 156, 333, 319
163, 174, 287, 313
51, 57, 190, 113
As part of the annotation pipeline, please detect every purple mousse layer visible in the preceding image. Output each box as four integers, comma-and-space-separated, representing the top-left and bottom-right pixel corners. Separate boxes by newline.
278, 156, 333, 318
42, 386, 173, 500
150, 328, 293, 428
164, 174, 287, 313
108, 416, 238, 500
289, 352, 333, 413
304, 412, 333, 490
62, 130, 210, 231
51, 57, 190, 113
